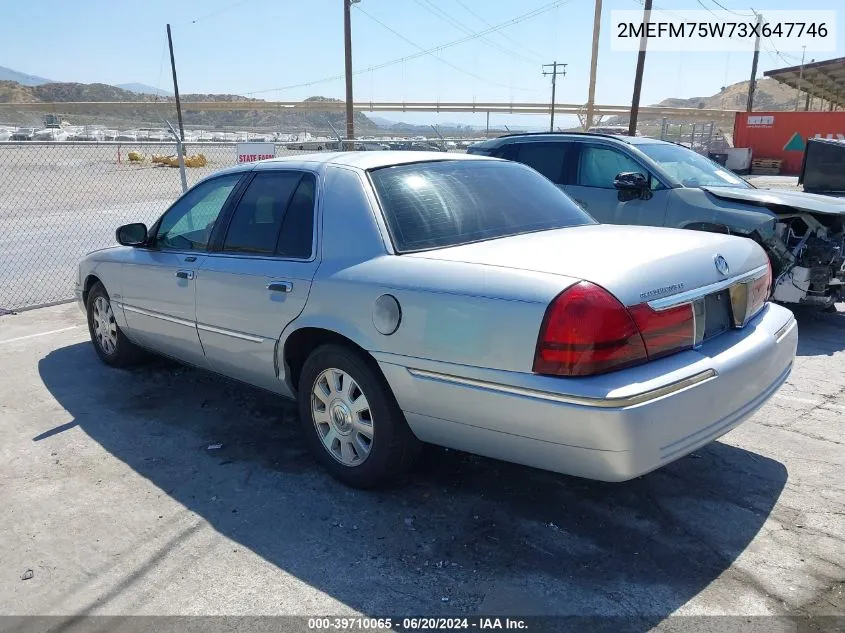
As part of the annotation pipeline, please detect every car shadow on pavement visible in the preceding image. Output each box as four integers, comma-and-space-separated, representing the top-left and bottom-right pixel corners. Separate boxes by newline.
792, 307, 845, 357
37, 342, 788, 627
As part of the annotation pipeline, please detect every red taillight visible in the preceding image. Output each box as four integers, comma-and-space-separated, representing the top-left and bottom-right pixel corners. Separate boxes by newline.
533, 282, 695, 377
533, 282, 648, 377
628, 302, 695, 361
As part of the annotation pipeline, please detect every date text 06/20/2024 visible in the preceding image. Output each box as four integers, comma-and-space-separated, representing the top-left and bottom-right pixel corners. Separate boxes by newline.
307, 617, 528, 630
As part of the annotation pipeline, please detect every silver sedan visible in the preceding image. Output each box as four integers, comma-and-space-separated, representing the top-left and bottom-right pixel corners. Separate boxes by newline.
76, 152, 797, 488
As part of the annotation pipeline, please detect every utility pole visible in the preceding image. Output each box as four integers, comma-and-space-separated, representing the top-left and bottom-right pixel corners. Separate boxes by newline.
344, 0, 360, 150
628, 0, 652, 137
585, 0, 603, 130
746, 12, 763, 112
166, 24, 185, 141
794, 46, 807, 111
543, 62, 567, 133
804, 61, 815, 111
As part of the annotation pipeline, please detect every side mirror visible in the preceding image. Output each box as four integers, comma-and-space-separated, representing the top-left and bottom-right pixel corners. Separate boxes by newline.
614, 171, 648, 191
614, 171, 651, 201
116, 223, 148, 246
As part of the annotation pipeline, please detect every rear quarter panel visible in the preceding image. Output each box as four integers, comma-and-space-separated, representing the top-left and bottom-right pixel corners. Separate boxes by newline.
295, 255, 575, 373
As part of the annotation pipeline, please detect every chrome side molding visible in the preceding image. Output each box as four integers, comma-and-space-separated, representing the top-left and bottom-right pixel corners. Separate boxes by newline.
407, 367, 718, 409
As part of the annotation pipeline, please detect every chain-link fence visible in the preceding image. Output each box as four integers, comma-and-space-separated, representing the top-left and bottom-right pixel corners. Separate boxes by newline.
0, 141, 332, 312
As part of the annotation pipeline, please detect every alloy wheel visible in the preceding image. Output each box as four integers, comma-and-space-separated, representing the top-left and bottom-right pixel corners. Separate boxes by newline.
311, 368, 374, 466
92, 296, 118, 355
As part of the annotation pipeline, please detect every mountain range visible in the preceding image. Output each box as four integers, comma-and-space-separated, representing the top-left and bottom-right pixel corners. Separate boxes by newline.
0, 65, 55, 86
0, 65, 810, 132
0, 80, 377, 132
115, 83, 173, 97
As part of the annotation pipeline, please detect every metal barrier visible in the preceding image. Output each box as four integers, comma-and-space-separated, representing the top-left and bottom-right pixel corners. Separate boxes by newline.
0, 141, 331, 312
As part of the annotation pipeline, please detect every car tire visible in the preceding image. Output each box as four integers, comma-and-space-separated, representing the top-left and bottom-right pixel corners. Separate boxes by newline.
297, 344, 421, 488
86, 282, 144, 367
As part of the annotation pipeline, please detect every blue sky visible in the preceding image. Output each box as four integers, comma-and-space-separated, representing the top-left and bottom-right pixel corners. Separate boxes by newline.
2, 0, 842, 128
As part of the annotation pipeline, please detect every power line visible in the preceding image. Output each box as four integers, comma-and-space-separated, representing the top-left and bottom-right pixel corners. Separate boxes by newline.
415, 0, 536, 64
154, 33, 168, 102
246, 0, 570, 96
708, 0, 755, 17
634, 0, 758, 42
452, 0, 546, 61
762, 35, 802, 65
412, 0, 540, 64
695, 0, 722, 20
630, 0, 685, 22
356, 5, 538, 90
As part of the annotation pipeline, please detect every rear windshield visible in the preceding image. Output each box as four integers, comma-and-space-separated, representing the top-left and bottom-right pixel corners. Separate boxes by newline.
369, 160, 594, 252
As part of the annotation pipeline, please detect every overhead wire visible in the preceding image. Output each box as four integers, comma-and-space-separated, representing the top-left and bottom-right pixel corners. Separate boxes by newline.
708, 0, 755, 17
412, 0, 539, 64
154, 33, 168, 101
452, 0, 546, 61
355, 5, 539, 91
245, 0, 571, 95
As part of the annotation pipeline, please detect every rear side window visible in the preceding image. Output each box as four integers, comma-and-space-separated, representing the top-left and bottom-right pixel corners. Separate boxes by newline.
276, 175, 316, 259
369, 160, 594, 253
222, 171, 315, 257
511, 142, 567, 184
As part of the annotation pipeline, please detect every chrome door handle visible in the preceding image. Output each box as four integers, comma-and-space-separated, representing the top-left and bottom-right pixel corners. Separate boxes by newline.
175, 269, 195, 280
267, 280, 293, 293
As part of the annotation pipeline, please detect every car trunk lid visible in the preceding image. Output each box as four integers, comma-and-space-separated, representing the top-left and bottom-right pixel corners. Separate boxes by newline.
407, 224, 768, 308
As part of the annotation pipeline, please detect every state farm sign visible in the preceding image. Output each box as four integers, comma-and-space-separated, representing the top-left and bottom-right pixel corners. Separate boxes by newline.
236, 142, 276, 163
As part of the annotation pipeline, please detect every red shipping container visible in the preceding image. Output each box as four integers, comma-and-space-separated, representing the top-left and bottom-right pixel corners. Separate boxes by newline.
733, 111, 845, 175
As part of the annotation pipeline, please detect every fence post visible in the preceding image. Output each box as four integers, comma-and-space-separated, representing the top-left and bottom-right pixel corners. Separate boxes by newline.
175, 138, 188, 193
706, 121, 715, 154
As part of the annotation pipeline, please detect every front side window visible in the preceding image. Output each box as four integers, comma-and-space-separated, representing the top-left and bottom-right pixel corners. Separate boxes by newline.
577, 145, 647, 189
369, 160, 594, 253
636, 143, 751, 189
155, 174, 242, 251
221, 171, 316, 258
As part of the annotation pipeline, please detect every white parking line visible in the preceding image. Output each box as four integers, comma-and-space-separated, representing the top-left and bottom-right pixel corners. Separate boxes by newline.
0, 326, 81, 345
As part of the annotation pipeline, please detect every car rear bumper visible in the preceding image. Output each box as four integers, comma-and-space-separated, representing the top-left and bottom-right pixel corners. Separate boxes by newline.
376, 302, 797, 482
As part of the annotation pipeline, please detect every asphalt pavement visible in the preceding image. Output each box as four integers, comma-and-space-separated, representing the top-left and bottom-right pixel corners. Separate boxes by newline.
0, 303, 843, 626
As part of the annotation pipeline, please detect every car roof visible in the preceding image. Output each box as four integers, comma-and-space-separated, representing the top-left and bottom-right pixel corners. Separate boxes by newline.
478, 132, 670, 147
193, 151, 502, 189
260, 150, 498, 170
